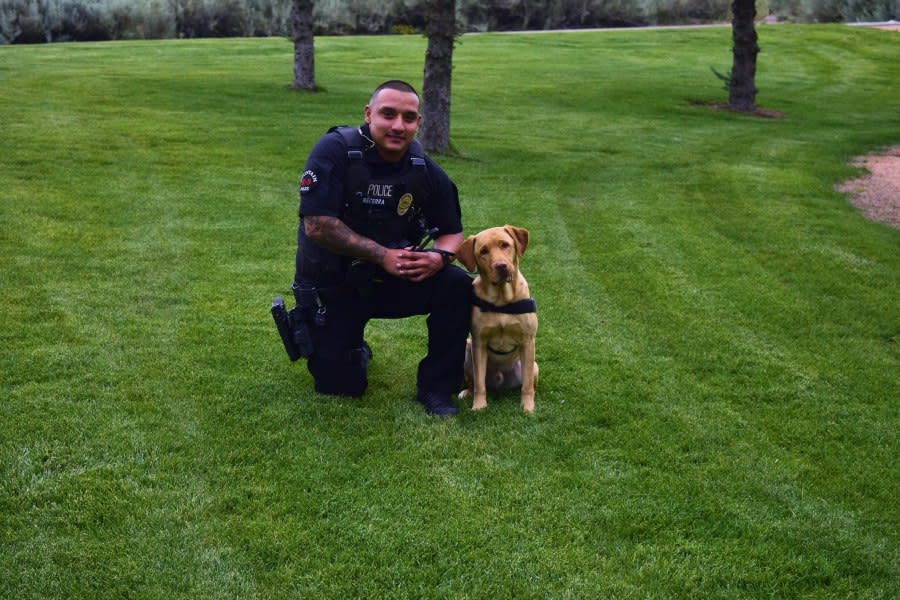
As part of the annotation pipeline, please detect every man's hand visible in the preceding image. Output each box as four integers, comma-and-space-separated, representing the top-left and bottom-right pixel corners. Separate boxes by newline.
387, 232, 464, 282
386, 248, 445, 282
306, 217, 462, 283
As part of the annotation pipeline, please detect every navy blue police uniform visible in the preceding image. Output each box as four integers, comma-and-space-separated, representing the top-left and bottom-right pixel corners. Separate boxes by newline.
293, 123, 472, 401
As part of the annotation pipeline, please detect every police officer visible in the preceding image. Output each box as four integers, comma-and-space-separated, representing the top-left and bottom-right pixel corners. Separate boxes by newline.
291, 80, 471, 416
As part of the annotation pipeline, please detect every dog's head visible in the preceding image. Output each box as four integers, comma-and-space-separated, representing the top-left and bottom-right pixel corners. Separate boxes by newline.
457, 225, 530, 284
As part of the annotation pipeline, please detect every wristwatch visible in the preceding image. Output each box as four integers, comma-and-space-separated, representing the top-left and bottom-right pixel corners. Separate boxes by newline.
427, 248, 454, 267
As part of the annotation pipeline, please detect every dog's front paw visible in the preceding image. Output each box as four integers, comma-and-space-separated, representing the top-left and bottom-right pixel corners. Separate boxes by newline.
471, 394, 488, 411
522, 394, 535, 414
458, 388, 472, 400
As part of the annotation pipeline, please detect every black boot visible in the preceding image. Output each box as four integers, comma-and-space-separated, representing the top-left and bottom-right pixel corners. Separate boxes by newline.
416, 391, 459, 417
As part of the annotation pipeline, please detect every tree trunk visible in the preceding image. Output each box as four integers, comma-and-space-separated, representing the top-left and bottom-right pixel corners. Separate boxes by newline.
292, 0, 316, 91
420, 0, 456, 154
729, 0, 759, 112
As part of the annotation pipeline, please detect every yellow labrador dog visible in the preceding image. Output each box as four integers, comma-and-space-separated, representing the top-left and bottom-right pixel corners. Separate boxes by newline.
456, 225, 538, 413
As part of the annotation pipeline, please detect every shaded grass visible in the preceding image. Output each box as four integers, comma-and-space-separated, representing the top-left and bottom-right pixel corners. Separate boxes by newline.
2, 27, 899, 598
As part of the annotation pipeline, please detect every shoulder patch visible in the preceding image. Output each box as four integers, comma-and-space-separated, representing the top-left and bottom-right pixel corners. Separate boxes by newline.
300, 170, 318, 194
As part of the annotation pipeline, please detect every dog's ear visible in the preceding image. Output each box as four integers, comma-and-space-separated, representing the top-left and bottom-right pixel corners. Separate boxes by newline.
504, 225, 530, 256
456, 235, 477, 271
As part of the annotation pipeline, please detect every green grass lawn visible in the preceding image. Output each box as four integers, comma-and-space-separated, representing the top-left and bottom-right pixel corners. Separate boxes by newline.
2, 25, 898, 598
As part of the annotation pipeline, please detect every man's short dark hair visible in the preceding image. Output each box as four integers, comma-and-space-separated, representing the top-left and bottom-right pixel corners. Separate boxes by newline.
372, 79, 420, 101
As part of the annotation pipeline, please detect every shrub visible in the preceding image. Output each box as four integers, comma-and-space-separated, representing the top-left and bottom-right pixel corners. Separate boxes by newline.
1, 0, 892, 43
840, 0, 897, 20
2, 0, 58, 43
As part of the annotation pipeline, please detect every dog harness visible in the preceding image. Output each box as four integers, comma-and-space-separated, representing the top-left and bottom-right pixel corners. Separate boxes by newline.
471, 292, 537, 315
488, 345, 518, 356
470, 293, 536, 356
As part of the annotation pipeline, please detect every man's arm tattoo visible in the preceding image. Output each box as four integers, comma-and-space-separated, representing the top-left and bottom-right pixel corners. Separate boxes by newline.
304, 216, 387, 264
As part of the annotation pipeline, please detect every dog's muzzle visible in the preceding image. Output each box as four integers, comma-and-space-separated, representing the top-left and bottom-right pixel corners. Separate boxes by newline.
494, 262, 512, 282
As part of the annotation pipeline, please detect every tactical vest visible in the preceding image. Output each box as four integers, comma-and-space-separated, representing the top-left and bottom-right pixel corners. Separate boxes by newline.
330, 126, 429, 249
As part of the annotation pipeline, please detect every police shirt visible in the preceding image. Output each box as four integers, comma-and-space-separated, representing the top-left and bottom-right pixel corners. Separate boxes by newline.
296, 124, 462, 284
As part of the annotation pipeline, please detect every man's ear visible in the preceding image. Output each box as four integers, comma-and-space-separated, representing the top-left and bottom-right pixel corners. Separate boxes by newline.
456, 235, 477, 272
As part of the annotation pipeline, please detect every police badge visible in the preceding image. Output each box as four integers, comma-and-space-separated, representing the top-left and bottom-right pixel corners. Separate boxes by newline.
397, 193, 414, 216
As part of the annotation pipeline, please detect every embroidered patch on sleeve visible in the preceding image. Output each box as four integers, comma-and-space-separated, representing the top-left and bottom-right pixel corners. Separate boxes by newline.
300, 170, 318, 194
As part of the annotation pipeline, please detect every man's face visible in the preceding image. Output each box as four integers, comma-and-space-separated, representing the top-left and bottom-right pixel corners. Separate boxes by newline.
365, 88, 422, 162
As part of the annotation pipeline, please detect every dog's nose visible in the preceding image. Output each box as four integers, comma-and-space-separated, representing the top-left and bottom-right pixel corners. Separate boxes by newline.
495, 261, 509, 275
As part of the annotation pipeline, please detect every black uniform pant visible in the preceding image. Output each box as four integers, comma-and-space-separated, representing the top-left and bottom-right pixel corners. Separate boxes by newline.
298, 265, 472, 398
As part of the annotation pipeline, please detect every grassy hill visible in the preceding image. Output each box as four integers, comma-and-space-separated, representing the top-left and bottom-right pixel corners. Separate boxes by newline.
1, 25, 898, 598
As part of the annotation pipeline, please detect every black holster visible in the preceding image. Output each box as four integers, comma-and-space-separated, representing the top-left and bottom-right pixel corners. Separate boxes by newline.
271, 295, 314, 361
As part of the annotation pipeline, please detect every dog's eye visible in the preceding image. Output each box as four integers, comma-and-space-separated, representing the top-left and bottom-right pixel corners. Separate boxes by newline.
479, 247, 489, 255
499, 241, 511, 249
